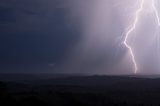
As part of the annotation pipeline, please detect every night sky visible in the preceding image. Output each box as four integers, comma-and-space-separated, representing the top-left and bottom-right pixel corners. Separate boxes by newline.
0, 0, 80, 73
1, 0, 160, 74
0, 0, 128, 74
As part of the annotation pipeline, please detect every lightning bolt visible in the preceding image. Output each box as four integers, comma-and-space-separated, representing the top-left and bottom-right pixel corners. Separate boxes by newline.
123, 0, 160, 74
152, 0, 160, 26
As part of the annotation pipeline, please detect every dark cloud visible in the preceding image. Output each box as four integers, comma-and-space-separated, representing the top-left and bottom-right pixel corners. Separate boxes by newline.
0, 7, 16, 23
1, 0, 146, 74
0, 0, 80, 73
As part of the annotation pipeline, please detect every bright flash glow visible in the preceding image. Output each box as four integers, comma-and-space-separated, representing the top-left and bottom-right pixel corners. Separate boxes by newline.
152, 0, 160, 26
124, 0, 160, 74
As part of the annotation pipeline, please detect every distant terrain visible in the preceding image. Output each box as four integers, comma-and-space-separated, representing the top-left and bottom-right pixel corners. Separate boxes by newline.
1, 73, 160, 106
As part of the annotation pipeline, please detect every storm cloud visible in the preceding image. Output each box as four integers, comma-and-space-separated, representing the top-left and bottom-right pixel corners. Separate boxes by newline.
0, 0, 160, 74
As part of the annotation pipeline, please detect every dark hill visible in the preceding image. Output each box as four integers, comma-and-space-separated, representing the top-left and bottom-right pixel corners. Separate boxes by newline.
1, 74, 160, 106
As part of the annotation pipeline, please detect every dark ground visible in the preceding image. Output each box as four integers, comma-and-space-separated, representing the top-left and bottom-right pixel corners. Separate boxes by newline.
0, 73, 160, 106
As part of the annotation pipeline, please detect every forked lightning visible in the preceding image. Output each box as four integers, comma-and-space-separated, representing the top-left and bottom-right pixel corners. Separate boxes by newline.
124, 0, 160, 74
